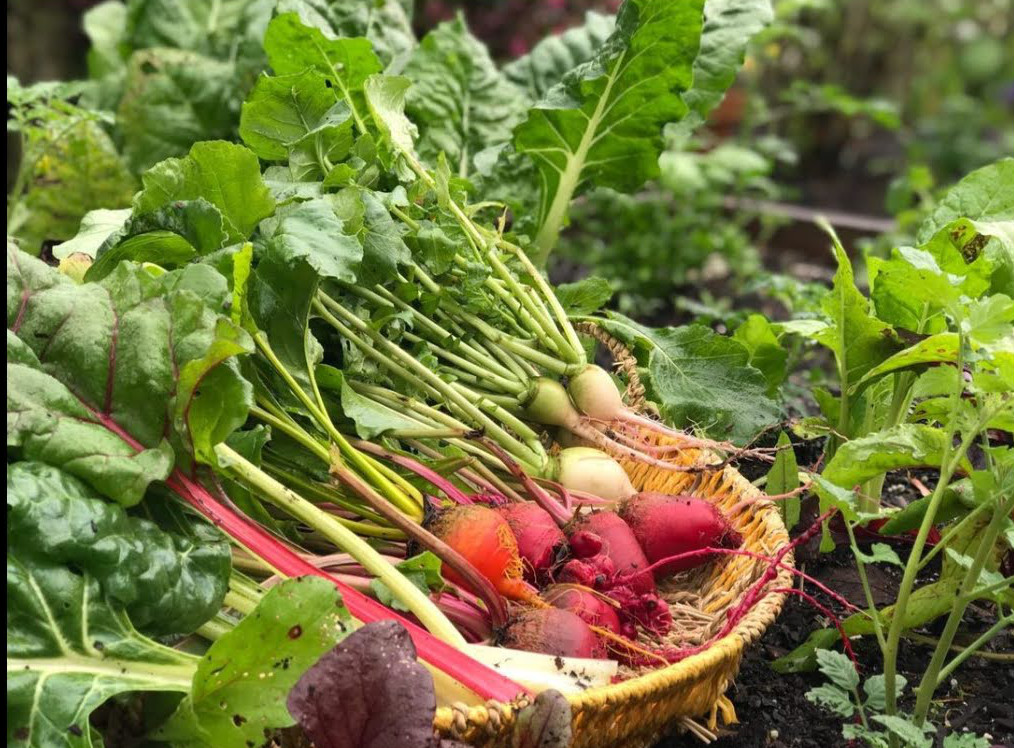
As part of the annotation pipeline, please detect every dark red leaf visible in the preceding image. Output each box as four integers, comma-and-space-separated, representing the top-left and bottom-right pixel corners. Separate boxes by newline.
287, 620, 439, 748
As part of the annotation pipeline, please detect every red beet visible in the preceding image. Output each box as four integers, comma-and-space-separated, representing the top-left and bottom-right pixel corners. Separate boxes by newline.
543, 585, 622, 635
619, 493, 743, 579
497, 502, 566, 582
500, 608, 608, 659
569, 511, 655, 594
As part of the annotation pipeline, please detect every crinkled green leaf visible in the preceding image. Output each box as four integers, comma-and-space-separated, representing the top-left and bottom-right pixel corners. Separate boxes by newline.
277, 0, 415, 66
260, 198, 363, 282
83, 1, 128, 78
87, 198, 228, 281
513, 0, 704, 254
134, 141, 275, 243
503, 12, 616, 101
6, 462, 201, 748
155, 577, 352, 747
674, 0, 773, 136
118, 48, 239, 173
856, 333, 958, 391
8, 461, 229, 636
7, 248, 253, 499
404, 16, 528, 176
595, 312, 779, 443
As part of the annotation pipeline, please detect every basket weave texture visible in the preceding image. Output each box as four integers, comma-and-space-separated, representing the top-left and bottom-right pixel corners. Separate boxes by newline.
432, 326, 793, 747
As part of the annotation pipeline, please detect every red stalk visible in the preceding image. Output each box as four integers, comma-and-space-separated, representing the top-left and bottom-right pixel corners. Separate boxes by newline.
353, 439, 475, 504
169, 471, 527, 701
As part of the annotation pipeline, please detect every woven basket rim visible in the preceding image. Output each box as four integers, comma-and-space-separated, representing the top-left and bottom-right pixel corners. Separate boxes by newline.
432, 464, 792, 736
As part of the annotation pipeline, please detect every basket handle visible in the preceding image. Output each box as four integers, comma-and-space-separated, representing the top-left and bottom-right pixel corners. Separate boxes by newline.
573, 320, 655, 414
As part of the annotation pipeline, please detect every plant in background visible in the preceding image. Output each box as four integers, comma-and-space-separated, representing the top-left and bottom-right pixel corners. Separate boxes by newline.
771, 158, 1013, 743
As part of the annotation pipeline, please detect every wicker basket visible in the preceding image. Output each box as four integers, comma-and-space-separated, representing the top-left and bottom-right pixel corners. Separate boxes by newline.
432, 325, 793, 748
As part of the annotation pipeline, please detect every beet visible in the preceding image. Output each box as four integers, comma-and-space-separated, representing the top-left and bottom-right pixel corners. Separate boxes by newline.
569, 511, 655, 594
500, 608, 607, 659
543, 585, 622, 635
497, 502, 566, 582
620, 493, 743, 578
430, 505, 537, 602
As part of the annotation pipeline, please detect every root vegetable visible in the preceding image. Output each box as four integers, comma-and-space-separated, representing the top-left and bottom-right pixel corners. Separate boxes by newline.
497, 502, 567, 582
620, 493, 743, 578
543, 585, 622, 635
569, 511, 654, 594
501, 608, 608, 659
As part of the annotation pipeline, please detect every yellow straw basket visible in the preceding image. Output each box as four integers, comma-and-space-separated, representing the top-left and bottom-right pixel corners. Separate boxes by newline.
433, 324, 794, 748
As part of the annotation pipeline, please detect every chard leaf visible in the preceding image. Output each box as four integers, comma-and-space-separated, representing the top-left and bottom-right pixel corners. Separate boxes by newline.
52, 209, 131, 261
503, 12, 616, 101
264, 13, 382, 132
6, 463, 202, 748
277, 0, 415, 66
287, 620, 438, 748
369, 552, 445, 612
83, 1, 128, 79
512, 0, 705, 257
133, 141, 275, 243
553, 276, 613, 315
404, 16, 528, 177
118, 48, 239, 173
7, 248, 253, 499
7, 461, 229, 636
240, 69, 354, 163
855, 333, 958, 391
595, 312, 779, 444
673, 0, 773, 137
158, 577, 352, 747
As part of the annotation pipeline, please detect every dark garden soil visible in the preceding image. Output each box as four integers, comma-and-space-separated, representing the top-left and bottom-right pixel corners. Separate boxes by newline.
656, 526, 1014, 748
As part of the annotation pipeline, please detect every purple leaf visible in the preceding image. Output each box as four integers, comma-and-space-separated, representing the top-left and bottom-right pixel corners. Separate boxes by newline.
287, 620, 440, 748
512, 690, 572, 748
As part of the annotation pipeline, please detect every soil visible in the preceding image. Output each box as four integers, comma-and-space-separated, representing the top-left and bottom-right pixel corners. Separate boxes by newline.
654, 545, 1014, 748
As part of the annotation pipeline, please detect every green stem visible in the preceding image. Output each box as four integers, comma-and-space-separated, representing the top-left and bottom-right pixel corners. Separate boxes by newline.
883, 337, 969, 718
214, 443, 467, 647
916, 499, 993, 572
845, 522, 887, 650
316, 295, 546, 469
912, 494, 1014, 724
250, 405, 331, 463
253, 333, 421, 519
934, 613, 1014, 686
